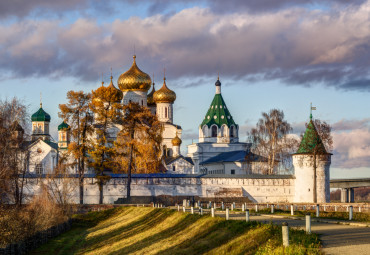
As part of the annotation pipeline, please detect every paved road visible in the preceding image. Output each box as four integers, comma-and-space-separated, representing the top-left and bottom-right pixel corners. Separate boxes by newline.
173, 207, 370, 255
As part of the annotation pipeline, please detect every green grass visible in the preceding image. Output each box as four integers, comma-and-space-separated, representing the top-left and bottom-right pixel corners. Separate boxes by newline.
254, 208, 370, 222
31, 207, 322, 255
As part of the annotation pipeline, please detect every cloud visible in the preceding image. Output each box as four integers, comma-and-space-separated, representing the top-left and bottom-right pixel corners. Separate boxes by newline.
332, 118, 370, 131
2, 3, 370, 90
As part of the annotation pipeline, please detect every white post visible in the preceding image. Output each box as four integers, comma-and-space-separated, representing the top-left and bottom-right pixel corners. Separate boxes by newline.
242, 204, 245, 212
316, 204, 320, 218
226, 208, 229, 220
191, 207, 194, 214
305, 214, 311, 234
214, 202, 217, 209
231, 203, 234, 211
271, 204, 274, 214
211, 208, 215, 217
290, 205, 294, 216
335, 205, 337, 212
323, 205, 326, 212
233, 202, 236, 210
303, 205, 306, 211
183, 206, 186, 213
347, 206, 349, 212
200, 208, 203, 215
282, 222, 289, 247
359, 206, 361, 213
177, 205, 180, 211
255, 204, 258, 213
246, 209, 250, 222
152, 203, 155, 208
221, 202, 224, 210
349, 206, 353, 221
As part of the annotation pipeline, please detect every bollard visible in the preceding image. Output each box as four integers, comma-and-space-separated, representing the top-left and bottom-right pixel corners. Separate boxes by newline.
214, 202, 217, 209
226, 208, 230, 220
200, 208, 203, 215
242, 204, 245, 212
305, 213, 311, 234
335, 205, 337, 212
316, 204, 320, 218
282, 222, 289, 247
177, 205, 180, 211
359, 206, 361, 213
211, 208, 215, 217
271, 204, 274, 214
246, 209, 250, 222
221, 202, 225, 210
183, 199, 186, 207
290, 205, 294, 216
323, 205, 326, 212
183, 206, 186, 213
255, 204, 258, 213
349, 206, 353, 220
231, 203, 234, 211
191, 207, 194, 214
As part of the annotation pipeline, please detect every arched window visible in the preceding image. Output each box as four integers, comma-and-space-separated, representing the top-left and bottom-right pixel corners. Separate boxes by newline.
35, 163, 43, 175
141, 100, 143, 106
211, 125, 217, 137
165, 107, 168, 118
230, 126, 234, 137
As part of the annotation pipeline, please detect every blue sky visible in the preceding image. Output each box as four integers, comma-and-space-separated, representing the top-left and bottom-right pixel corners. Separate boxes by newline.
1, 0, 370, 178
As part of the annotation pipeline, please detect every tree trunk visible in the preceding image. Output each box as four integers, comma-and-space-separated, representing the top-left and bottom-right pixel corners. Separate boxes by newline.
99, 181, 103, 204
79, 177, 84, 204
127, 143, 134, 202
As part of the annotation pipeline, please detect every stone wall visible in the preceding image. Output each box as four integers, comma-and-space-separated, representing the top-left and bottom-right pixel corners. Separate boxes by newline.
22, 175, 295, 204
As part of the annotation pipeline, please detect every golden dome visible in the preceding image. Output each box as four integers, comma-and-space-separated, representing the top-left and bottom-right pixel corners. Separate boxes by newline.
108, 75, 123, 102
147, 81, 156, 106
171, 133, 182, 146
117, 55, 152, 92
153, 77, 176, 103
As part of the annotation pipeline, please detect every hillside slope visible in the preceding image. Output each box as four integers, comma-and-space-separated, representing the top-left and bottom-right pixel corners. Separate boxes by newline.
32, 207, 321, 255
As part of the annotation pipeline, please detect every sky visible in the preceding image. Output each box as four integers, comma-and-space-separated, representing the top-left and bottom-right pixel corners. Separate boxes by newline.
1, 0, 370, 179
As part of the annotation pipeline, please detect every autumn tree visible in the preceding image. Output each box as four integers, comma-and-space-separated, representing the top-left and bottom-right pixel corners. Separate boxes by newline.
59, 91, 93, 204
248, 109, 296, 175
0, 97, 29, 205
297, 117, 333, 203
115, 102, 162, 201
89, 79, 123, 204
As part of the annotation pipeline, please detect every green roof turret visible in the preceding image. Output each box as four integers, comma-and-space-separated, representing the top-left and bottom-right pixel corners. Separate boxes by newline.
58, 121, 70, 131
200, 77, 237, 128
31, 103, 51, 122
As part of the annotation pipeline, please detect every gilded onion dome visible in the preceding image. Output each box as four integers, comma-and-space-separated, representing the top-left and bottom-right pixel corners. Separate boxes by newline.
117, 55, 152, 92
153, 77, 176, 103
147, 80, 156, 106
108, 74, 123, 102
171, 133, 182, 146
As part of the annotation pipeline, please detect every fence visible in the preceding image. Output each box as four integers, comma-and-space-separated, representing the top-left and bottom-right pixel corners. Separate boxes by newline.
0, 219, 72, 255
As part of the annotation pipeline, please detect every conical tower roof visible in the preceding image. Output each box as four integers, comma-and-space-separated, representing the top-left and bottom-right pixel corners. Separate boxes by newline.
200, 78, 236, 128
296, 119, 327, 154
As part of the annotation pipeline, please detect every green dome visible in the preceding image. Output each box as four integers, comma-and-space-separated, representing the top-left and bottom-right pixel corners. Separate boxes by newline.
31, 105, 51, 122
58, 121, 69, 131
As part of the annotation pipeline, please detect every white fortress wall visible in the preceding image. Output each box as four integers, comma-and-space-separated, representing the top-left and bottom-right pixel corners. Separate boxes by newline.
22, 175, 295, 204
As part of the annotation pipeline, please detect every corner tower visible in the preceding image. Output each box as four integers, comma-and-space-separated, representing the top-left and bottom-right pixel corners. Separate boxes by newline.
293, 114, 331, 203
199, 77, 238, 143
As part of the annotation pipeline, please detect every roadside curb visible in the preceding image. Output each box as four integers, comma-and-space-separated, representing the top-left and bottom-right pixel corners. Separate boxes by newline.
257, 213, 369, 227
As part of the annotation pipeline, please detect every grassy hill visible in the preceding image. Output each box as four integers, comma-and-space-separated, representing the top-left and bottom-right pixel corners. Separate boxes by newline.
32, 207, 321, 255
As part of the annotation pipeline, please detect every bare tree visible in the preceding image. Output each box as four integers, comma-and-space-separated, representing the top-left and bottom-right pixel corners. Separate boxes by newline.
248, 109, 296, 175
0, 97, 30, 205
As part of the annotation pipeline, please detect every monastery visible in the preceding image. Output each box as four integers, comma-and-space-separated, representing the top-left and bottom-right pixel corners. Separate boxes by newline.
20, 56, 332, 204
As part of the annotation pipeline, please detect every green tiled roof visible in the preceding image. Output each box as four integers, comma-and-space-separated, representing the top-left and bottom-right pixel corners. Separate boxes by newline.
58, 121, 69, 131
296, 120, 327, 154
31, 106, 51, 122
200, 93, 236, 128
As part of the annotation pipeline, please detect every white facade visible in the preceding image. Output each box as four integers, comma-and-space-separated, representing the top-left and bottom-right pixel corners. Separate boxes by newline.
122, 91, 147, 107
156, 102, 173, 123
27, 139, 58, 174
